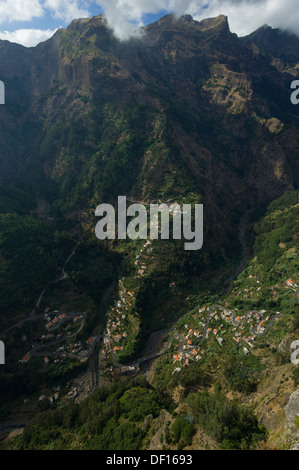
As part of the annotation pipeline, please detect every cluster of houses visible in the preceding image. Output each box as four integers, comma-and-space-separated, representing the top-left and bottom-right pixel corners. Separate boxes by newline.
37, 383, 81, 406
135, 240, 152, 278
173, 348, 204, 369
22, 352, 68, 366
235, 276, 263, 299
234, 276, 298, 303
38, 384, 80, 405
67, 341, 82, 355
218, 307, 272, 346
66, 386, 79, 400
44, 311, 84, 335
45, 313, 67, 330
20, 310, 87, 365
39, 388, 60, 405
171, 303, 277, 370
102, 281, 137, 358
41, 333, 55, 342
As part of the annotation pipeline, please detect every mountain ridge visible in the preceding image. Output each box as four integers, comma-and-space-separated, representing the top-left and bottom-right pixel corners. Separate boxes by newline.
0, 14, 298, 450
0, 13, 298, 268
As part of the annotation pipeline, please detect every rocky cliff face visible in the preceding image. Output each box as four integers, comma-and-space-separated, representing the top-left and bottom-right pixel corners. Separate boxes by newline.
0, 16, 298, 449
242, 24, 299, 66
0, 14, 298, 256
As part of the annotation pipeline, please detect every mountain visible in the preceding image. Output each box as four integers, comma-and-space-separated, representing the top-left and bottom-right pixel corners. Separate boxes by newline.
0, 13, 298, 267
0, 14, 298, 450
242, 24, 299, 66
11, 189, 299, 451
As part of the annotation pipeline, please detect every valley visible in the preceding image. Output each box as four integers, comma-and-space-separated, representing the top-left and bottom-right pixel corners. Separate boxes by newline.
0, 13, 298, 451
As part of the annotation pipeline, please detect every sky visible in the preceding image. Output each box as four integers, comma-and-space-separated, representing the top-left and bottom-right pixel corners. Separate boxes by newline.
0, 0, 299, 47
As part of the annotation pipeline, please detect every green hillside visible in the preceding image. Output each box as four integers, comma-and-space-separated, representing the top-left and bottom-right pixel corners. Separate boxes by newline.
5, 190, 296, 451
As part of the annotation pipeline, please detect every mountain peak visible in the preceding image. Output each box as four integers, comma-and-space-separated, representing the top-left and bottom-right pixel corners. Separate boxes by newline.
67, 14, 106, 31
197, 14, 229, 31
260, 24, 272, 30
143, 13, 231, 42
242, 23, 299, 64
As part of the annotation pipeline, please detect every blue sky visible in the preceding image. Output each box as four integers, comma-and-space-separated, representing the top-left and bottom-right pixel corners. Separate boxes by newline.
0, 1, 298, 47
0, 1, 174, 46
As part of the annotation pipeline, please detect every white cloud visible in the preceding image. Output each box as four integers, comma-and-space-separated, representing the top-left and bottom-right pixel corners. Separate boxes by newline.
0, 0, 91, 27
0, 28, 57, 47
44, 0, 91, 22
190, 0, 299, 37
1, 1, 299, 47
0, 0, 91, 47
95, 0, 151, 40
96, 0, 299, 39
95, 0, 197, 40
0, 0, 44, 24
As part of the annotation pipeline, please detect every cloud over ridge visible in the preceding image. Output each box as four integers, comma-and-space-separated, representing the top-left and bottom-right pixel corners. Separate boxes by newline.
0, 0, 299, 46
98, 0, 299, 40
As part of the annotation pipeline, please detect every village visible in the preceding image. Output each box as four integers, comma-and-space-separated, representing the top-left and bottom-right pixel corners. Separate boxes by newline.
101, 281, 138, 361
101, 265, 298, 375
19, 310, 98, 366
170, 305, 271, 371
169, 276, 298, 372
16, 245, 298, 403
101, 238, 156, 363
